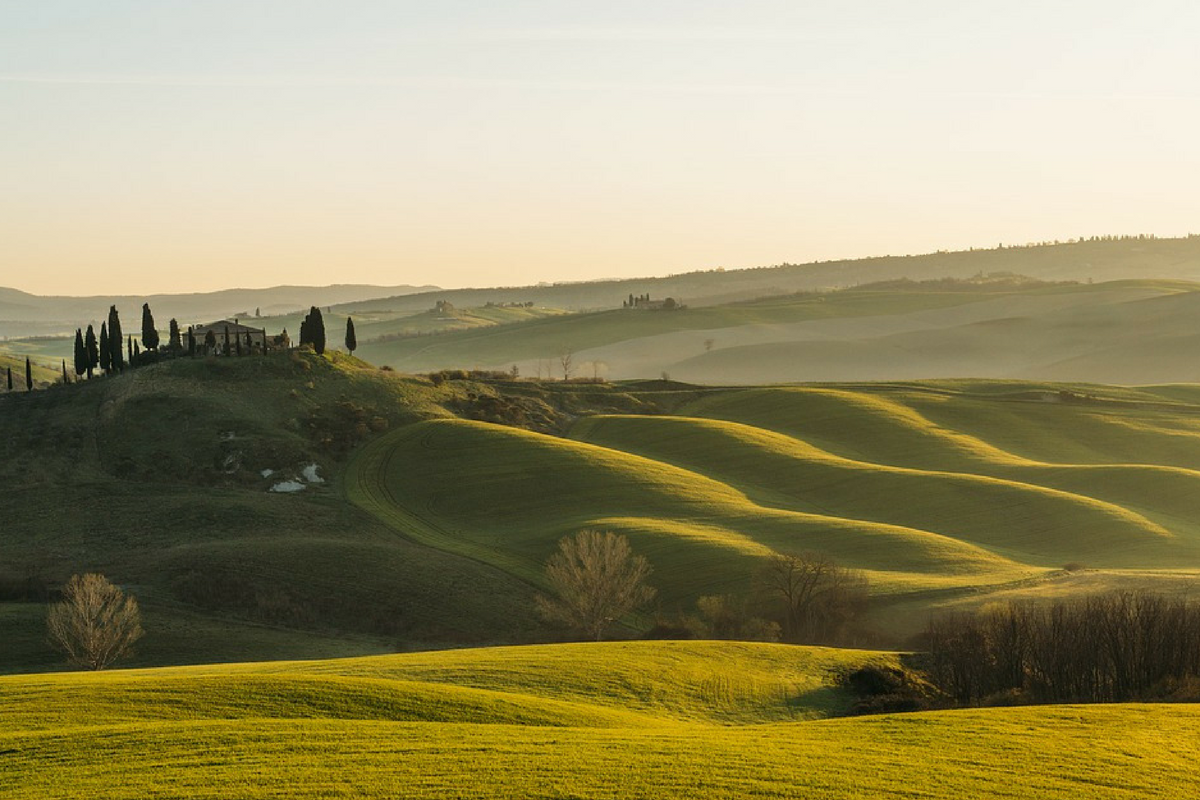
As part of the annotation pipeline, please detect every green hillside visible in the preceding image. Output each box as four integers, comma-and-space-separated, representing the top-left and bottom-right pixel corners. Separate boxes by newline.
7, 352, 1200, 671
0, 353, 57, 390
1, 641, 1197, 800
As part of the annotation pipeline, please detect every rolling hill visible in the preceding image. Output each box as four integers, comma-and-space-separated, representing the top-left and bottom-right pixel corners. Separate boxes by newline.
354, 278, 1200, 384
1, 641, 1196, 800
6, 353, 1200, 673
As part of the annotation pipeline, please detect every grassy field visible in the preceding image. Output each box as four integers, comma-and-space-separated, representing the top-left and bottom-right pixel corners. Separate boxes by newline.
344, 378, 1200, 637
1, 641, 1197, 799
7, 351, 1200, 670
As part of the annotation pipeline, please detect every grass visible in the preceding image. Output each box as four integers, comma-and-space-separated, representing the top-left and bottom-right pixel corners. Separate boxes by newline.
1, 641, 1198, 799
10, 350, 1200, 669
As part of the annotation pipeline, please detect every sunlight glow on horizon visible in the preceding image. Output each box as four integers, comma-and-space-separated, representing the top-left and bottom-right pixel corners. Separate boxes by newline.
2, 1, 1198, 296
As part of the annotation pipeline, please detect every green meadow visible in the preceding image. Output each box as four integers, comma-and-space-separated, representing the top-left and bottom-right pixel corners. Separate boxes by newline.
6, 351, 1200, 671
0, 641, 1197, 799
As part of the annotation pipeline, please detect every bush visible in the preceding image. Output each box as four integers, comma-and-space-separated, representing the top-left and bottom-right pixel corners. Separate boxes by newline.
839, 664, 940, 715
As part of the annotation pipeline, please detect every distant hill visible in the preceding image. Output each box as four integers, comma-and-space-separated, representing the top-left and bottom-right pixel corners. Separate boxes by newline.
354, 277, 1200, 385
0, 283, 438, 336
338, 236, 1200, 316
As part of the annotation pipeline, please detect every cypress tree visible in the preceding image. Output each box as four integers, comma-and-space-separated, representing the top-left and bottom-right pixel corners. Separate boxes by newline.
73, 329, 86, 377
84, 325, 98, 378
127, 336, 133, 366
26, 357, 33, 392
168, 318, 181, 352
107, 306, 124, 371
62, 359, 69, 384
133, 340, 141, 364
99, 322, 111, 373
6, 366, 11, 391
244, 330, 252, 352
187, 326, 196, 357
141, 303, 159, 351
204, 330, 216, 353
236, 334, 243, 357
345, 316, 357, 354
223, 326, 231, 356
309, 306, 326, 355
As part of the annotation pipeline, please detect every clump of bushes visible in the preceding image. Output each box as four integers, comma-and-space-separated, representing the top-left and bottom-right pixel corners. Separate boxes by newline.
839, 664, 940, 715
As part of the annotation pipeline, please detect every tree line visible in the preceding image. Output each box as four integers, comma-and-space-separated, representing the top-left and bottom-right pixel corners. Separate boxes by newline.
920, 592, 1200, 704
5, 303, 362, 393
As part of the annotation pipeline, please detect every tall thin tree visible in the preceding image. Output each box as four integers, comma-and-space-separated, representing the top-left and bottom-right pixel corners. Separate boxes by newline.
141, 303, 159, 351
61, 360, 69, 385
84, 325, 98, 379
168, 318, 181, 353
345, 316, 357, 354
309, 306, 326, 354
6, 366, 11, 391
73, 329, 86, 378
187, 326, 196, 357
26, 356, 33, 392
99, 322, 111, 373
107, 306, 124, 372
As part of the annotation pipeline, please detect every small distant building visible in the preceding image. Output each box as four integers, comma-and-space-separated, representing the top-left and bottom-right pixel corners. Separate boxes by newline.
622, 293, 679, 311
190, 320, 271, 354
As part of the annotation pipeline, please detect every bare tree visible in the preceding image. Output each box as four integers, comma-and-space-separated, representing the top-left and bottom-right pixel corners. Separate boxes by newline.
48, 573, 144, 670
558, 348, 575, 381
537, 530, 655, 640
758, 552, 868, 644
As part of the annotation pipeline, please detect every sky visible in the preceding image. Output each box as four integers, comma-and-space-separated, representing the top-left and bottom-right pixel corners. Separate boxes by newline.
2, 0, 1199, 296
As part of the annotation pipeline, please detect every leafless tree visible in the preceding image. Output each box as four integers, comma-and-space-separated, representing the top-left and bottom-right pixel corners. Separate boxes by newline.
758, 552, 868, 644
537, 530, 655, 640
558, 348, 575, 380
47, 573, 144, 670
920, 591, 1200, 705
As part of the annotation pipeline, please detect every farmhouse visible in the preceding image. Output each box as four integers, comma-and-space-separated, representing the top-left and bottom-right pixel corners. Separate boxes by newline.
189, 320, 289, 353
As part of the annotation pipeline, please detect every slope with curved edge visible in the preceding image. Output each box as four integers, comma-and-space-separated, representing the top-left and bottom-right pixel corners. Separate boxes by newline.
682, 386, 1200, 547
571, 414, 1179, 567
346, 418, 1030, 602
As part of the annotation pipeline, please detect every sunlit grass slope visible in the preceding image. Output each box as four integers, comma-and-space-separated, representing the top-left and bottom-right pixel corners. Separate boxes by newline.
346, 418, 1027, 600
349, 379, 1200, 618
1, 642, 1198, 800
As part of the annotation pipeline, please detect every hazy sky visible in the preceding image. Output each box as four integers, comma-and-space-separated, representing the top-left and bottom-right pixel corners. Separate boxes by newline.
3, 1, 1198, 295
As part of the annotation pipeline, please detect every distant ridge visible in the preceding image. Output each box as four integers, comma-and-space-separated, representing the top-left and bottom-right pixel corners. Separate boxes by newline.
0, 283, 439, 332
336, 236, 1200, 315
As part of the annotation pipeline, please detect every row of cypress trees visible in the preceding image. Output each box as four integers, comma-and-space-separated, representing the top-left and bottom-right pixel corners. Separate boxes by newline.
69, 304, 172, 379
9, 303, 360, 394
